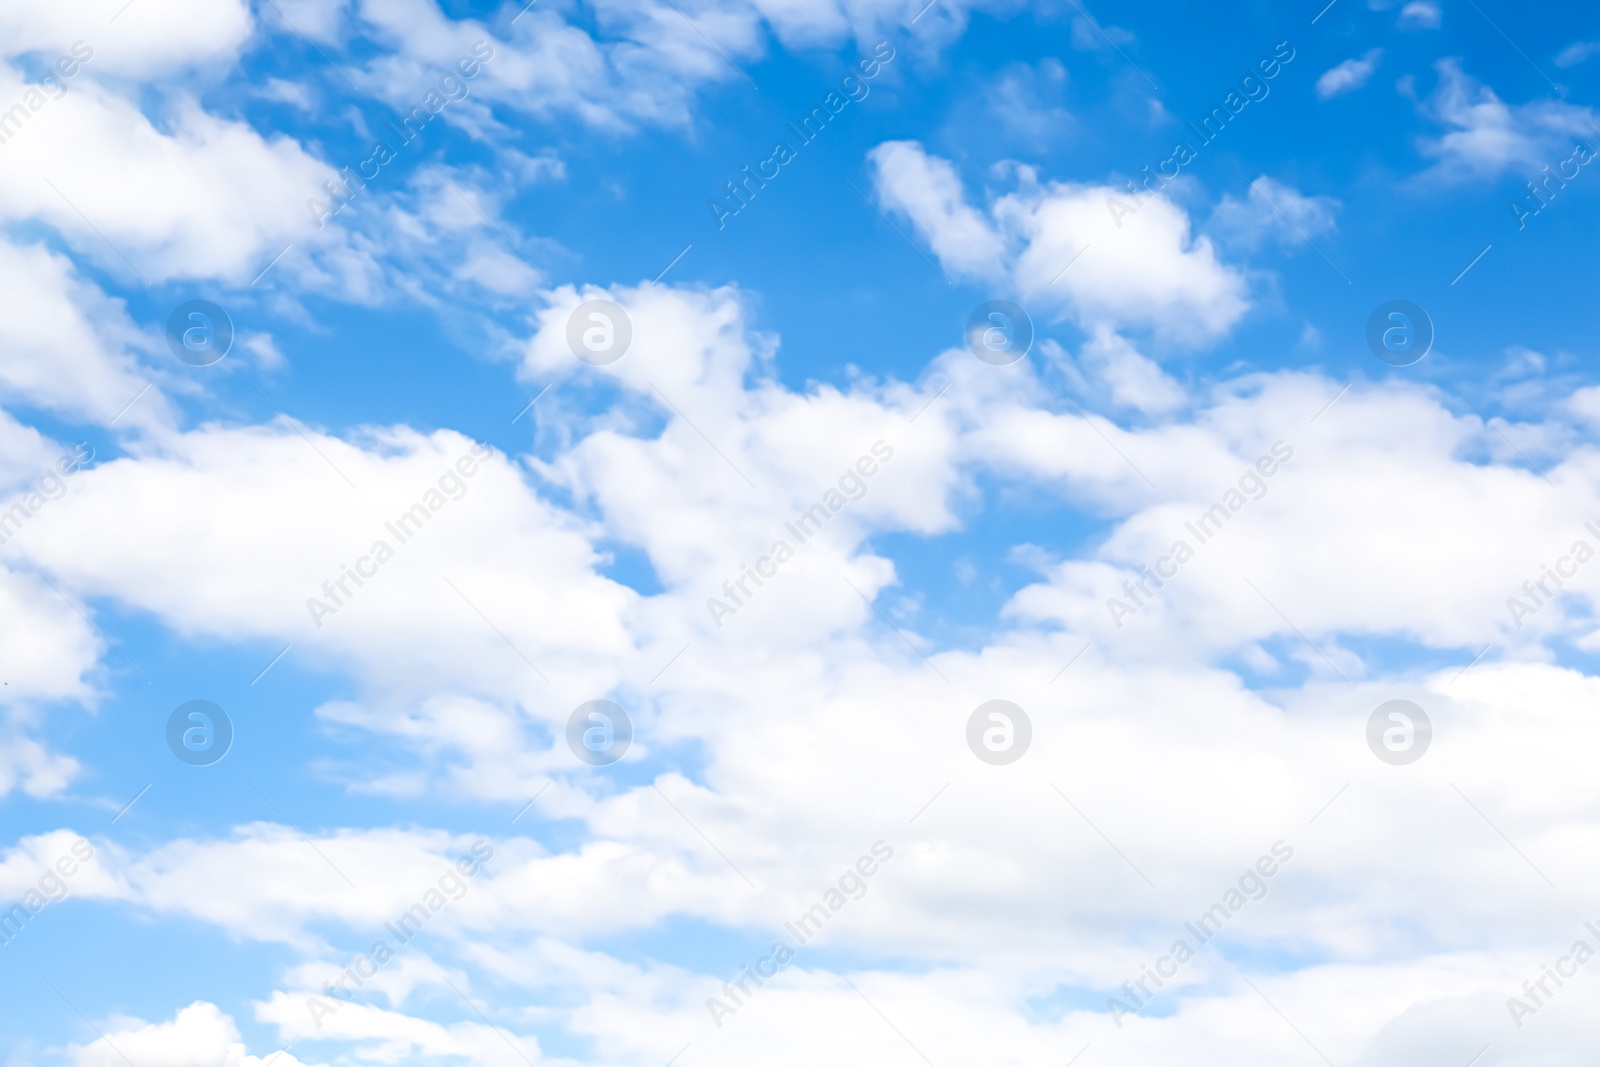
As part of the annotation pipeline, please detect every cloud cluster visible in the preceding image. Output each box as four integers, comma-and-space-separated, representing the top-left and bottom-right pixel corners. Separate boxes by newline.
4, 6, 1600, 1067
4, 271, 1600, 1064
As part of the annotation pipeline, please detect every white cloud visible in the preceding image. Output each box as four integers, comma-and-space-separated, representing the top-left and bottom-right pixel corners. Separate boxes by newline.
354, 0, 767, 132
1556, 40, 1600, 68
1568, 385, 1600, 426
8, 422, 638, 724
0, 0, 252, 76
1071, 328, 1187, 415
0, 62, 336, 284
61, 1002, 322, 1067
339, 0, 1035, 133
1068, 14, 1137, 51
1316, 48, 1382, 99
986, 59, 1071, 141
0, 447, 110, 799
0, 239, 167, 428
257, 77, 318, 110
240, 333, 287, 371
869, 141, 1250, 342
1209, 175, 1339, 250
1417, 59, 1598, 180
1398, 0, 1441, 28
0, 567, 103, 712
1000, 177, 1249, 341
866, 140, 1006, 277
0, 724, 80, 799
259, 994, 543, 1064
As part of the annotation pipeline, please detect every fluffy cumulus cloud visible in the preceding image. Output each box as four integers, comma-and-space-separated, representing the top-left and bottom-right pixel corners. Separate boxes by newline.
866, 140, 1007, 276
0, 0, 253, 75
62, 1002, 321, 1067
0, 72, 337, 282
0, 0, 347, 291
10, 422, 639, 757
869, 140, 1250, 342
0, 239, 168, 428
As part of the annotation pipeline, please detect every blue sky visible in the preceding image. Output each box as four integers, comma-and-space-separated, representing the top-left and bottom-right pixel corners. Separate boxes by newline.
3, 0, 1600, 1065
